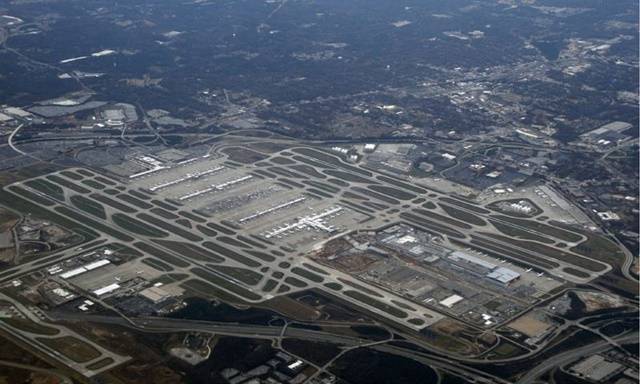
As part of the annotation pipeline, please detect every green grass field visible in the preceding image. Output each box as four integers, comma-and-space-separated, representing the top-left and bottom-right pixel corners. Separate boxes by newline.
70, 195, 107, 219
112, 213, 169, 238
343, 290, 407, 319
37, 336, 101, 363
47, 175, 91, 194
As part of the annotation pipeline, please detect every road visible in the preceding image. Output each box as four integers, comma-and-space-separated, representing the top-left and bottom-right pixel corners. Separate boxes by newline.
49, 312, 510, 384
49, 312, 382, 346
517, 332, 638, 384
0, 293, 130, 378
7, 123, 29, 157
610, 233, 638, 283
64, 311, 635, 384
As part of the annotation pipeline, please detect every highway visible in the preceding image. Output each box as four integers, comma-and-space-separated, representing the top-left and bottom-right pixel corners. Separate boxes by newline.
7, 123, 27, 157
5, 127, 596, 159
610, 233, 638, 283
517, 332, 638, 384
48, 312, 401, 348
52, 311, 638, 384
48, 312, 511, 384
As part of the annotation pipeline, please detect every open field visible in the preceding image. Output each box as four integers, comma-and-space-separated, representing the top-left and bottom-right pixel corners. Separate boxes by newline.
440, 203, 487, 227
1, 318, 60, 336
489, 220, 555, 244
37, 336, 101, 363
190, 268, 262, 300
491, 215, 583, 243
507, 313, 553, 337
570, 231, 626, 269
47, 175, 91, 194
70, 195, 107, 219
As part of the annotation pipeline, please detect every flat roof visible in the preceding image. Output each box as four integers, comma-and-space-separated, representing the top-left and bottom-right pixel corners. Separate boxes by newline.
93, 283, 120, 296
571, 355, 624, 381
60, 259, 111, 279
60, 267, 87, 279
84, 259, 110, 270
582, 121, 632, 137
439, 294, 464, 308
139, 286, 172, 303
449, 251, 496, 270
487, 267, 520, 284
287, 360, 303, 370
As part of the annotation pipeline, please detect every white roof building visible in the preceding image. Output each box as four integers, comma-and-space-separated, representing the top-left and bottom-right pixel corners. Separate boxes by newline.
441, 153, 456, 160
364, 143, 377, 152
93, 283, 120, 296
139, 286, 173, 304
449, 251, 496, 270
486, 267, 520, 285
60, 267, 87, 279
439, 294, 464, 308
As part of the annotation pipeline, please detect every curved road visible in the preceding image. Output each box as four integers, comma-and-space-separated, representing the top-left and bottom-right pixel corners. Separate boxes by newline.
49, 312, 508, 384
51, 311, 639, 384
517, 332, 638, 384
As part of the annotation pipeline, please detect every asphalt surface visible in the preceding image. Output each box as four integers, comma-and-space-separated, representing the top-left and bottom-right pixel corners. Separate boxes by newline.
517, 332, 638, 384
49, 312, 511, 384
